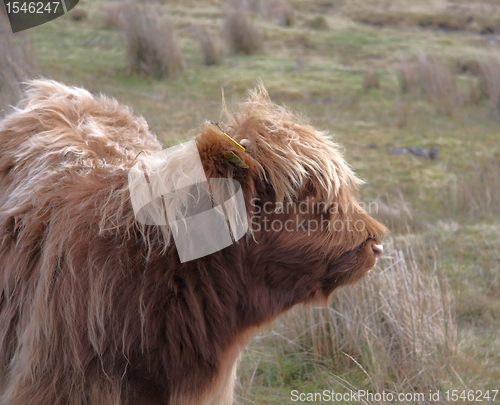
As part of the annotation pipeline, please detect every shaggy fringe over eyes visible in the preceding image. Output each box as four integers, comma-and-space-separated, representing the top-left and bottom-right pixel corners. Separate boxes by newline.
122, 85, 367, 252
129, 85, 364, 250
220, 85, 363, 209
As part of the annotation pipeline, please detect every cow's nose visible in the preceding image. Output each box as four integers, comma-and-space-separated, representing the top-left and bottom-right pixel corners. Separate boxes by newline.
369, 240, 383, 259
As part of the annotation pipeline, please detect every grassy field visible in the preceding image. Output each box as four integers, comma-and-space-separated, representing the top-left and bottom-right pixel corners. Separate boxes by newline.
2, 0, 500, 403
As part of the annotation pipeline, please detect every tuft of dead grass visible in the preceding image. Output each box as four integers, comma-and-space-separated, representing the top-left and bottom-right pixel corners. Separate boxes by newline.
374, 194, 415, 234
232, 0, 296, 26
223, 10, 263, 55
446, 153, 500, 218
396, 59, 420, 94
101, 3, 126, 31
426, 12, 471, 31
397, 54, 456, 115
193, 25, 222, 66
363, 69, 380, 91
120, 4, 185, 79
69, 8, 88, 22
479, 55, 500, 114
458, 77, 483, 105
453, 54, 500, 111
264, 240, 457, 396
351, 9, 476, 32
417, 53, 456, 116
351, 9, 403, 27
394, 96, 407, 128
304, 15, 329, 30
456, 58, 482, 76
267, 0, 296, 27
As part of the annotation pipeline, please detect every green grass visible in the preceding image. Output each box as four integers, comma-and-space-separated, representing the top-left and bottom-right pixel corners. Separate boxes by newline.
13, 0, 500, 402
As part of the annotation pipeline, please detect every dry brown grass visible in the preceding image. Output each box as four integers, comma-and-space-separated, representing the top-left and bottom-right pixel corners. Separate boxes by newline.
456, 58, 482, 75
119, 4, 185, 79
261, 240, 457, 396
350, 8, 484, 32
453, 54, 500, 110
473, 14, 500, 34
396, 59, 420, 94
417, 53, 456, 116
101, 3, 126, 31
394, 96, 407, 128
304, 15, 329, 30
351, 10, 403, 27
69, 8, 88, 22
479, 55, 500, 114
446, 153, 500, 218
266, 0, 296, 27
0, 17, 37, 114
458, 77, 483, 105
373, 192, 416, 234
397, 54, 456, 115
422, 12, 471, 30
232, 0, 296, 26
363, 69, 380, 91
194, 25, 222, 66
223, 10, 263, 55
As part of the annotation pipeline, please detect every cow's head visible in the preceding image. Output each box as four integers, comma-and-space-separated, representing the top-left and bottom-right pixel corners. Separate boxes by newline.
192, 87, 387, 323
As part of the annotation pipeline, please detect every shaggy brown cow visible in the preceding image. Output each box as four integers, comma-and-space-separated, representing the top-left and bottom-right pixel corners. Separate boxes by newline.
0, 80, 386, 405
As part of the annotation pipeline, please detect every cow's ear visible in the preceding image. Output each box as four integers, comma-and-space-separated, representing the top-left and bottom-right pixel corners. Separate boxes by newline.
196, 124, 255, 179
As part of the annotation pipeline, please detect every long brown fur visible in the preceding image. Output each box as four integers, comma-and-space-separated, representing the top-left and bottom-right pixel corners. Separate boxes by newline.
0, 80, 386, 405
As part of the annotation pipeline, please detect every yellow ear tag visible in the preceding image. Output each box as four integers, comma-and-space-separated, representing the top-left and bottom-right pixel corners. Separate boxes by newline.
225, 151, 249, 169
222, 133, 248, 168
223, 133, 246, 153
